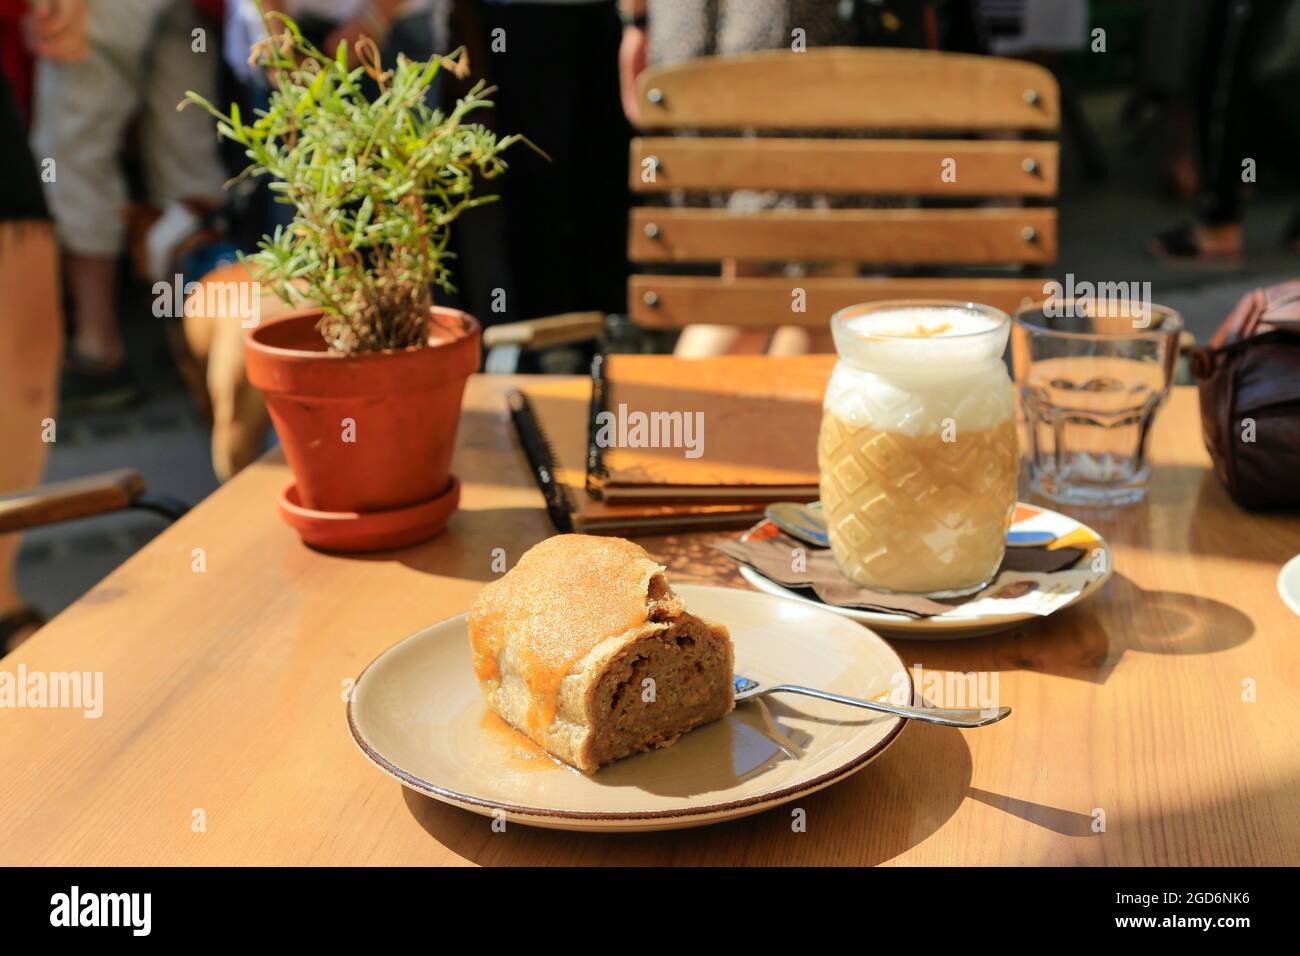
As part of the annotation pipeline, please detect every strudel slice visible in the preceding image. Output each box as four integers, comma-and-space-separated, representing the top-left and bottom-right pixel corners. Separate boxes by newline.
468, 534, 734, 773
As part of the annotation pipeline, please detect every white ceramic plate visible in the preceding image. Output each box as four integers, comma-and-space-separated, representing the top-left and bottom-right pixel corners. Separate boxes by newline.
738, 502, 1113, 640
1279, 554, 1300, 618
349, 585, 909, 832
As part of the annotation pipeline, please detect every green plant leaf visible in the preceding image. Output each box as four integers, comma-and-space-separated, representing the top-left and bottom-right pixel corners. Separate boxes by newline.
195, 13, 541, 352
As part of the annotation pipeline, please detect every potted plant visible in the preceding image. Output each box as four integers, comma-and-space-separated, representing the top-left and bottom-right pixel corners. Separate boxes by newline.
186, 11, 530, 551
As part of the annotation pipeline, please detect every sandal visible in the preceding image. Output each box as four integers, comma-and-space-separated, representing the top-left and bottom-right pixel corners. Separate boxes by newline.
0, 605, 46, 655
1148, 222, 1242, 265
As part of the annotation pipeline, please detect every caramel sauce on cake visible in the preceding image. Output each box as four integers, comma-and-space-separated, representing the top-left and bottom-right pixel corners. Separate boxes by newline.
478, 710, 564, 772
469, 533, 733, 773
469, 535, 665, 735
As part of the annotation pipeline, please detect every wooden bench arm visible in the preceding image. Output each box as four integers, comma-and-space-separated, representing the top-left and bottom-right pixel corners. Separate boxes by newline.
0, 469, 147, 535
482, 312, 605, 351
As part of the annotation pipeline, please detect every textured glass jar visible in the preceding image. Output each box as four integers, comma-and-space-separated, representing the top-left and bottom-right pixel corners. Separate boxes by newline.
818, 301, 1018, 596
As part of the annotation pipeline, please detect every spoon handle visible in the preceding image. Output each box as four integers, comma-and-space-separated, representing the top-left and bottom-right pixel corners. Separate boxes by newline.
764, 684, 1011, 728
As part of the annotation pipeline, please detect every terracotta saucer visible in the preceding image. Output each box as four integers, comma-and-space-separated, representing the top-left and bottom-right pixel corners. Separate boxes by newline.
278, 477, 461, 552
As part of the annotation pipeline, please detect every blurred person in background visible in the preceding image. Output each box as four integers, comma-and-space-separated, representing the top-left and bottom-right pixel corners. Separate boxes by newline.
0, 1, 77, 651
1150, 0, 1300, 262
620, 2, 989, 358
2, 0, 86, 123
33, 0, 226, 410
620, 0, 857, 126
473, 0, 632, 327
227, 0, 441, 71
1127, 0, 1214, 202
619, 0, 861, 357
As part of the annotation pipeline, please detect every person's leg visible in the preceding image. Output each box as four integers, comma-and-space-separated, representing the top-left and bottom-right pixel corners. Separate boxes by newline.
1193, 0, 1251, 255
0, 64, 61, 649
768, 263, 846, 356
0, 222, 62, 646
673, 260, 772, 357
576, 0, 632, 317
0, 64, 62, 648
1150, 0, 1255, 260
32, 44, 128, 368
483, 1, 584, 319
62, 254, 122, 363
32, 0, 161, 395
140, 0, 227, 228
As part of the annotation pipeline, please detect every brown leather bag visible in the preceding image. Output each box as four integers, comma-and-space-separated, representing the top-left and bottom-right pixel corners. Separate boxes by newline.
1189, 280, 1300, 510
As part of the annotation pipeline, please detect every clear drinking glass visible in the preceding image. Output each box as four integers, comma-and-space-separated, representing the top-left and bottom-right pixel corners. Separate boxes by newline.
1012, 298, 1182, 507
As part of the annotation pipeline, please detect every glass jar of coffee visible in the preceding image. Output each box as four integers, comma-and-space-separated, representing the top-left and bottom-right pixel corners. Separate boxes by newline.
818, 301, 1018, 597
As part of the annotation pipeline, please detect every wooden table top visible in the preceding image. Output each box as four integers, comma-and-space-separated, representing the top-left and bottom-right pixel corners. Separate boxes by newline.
2, 379, 1297, 866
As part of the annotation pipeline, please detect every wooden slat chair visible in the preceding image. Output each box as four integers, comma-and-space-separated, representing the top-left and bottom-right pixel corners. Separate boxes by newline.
483, 47, 1060, 363
0, 469, 187, 650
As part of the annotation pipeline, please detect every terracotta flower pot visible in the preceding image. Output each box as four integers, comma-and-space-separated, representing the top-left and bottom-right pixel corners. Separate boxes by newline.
244, 306, 480, 551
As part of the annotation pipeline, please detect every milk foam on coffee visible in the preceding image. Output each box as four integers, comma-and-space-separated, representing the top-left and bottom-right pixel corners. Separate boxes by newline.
823, 306, 1015, 437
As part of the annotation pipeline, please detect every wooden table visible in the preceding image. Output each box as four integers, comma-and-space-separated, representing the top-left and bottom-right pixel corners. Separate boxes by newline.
2, 380, 1297, 866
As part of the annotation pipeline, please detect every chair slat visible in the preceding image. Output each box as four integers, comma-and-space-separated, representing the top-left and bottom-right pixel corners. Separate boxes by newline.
636, 48, 1059, 131
629, 208, 1056, 265
628, 276, 1047, 328
631, 138, 1059, 196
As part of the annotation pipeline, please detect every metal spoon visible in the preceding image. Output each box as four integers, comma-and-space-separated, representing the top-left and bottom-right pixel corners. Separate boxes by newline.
764, 501, 1057, 549
764, 501, 829, 547
733, 674, 1010, 728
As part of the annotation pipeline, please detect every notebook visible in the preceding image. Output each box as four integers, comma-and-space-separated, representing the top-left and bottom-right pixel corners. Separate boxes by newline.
586, 354, 833, 503
508, 377, 764, 535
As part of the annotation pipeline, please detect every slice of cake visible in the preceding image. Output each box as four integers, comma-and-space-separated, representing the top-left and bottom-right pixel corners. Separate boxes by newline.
468, 534, 734, 774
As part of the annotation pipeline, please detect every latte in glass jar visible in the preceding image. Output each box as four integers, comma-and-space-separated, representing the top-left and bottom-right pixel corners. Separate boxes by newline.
818, 301, 1018, 596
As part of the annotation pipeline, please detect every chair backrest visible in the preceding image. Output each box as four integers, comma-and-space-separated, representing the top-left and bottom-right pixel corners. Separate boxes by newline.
627, 48, 1061, 330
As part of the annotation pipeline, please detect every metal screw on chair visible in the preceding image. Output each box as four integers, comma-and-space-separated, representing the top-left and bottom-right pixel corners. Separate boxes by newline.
1023, 89, 1040, 106
643, 291, 659, 307
643, 222, 661, 239
647, 88, 664, 105
1021, 226, 1038, 242
1022, 157, 1039, 174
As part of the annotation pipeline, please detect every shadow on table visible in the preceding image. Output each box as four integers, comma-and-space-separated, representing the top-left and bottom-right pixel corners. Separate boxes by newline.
401, 718, 973, 866
966, 788, 1097, 836
1026, 468, 1300, 564
1099, 772, 1300, 866
288, 401, 557, 582
973, 772, 1300, 865
891, 572, 1253, 685
316, 506, 554, 583
1187, 470, 1300, 562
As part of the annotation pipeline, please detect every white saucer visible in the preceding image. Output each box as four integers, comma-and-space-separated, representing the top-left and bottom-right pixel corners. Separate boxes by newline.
737, 502, 1112, 640
349, 585, 909, 831
1279, 554, 1300, 618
